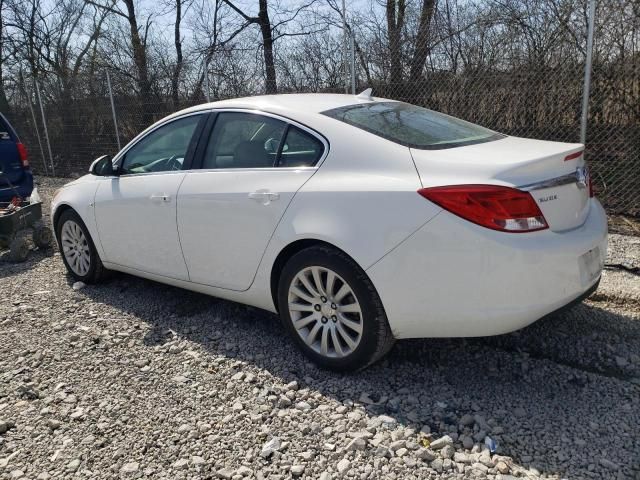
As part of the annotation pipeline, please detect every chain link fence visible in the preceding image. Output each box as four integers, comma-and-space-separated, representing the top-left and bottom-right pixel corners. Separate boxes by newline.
6, 57, 640, 216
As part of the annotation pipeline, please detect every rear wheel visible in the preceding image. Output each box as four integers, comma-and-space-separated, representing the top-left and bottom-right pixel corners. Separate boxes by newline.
56, 209, 107, 284
278, 245, 395, 371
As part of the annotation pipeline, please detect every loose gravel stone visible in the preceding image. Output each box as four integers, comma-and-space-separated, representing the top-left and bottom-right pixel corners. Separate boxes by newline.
65, 459, 80, 472
336, 458, 351, 475
290, 464, 305, 476
346, 437, 367, 451
430, 434, 453, 450
260, 436, 281, 458
120, 462, 139, 474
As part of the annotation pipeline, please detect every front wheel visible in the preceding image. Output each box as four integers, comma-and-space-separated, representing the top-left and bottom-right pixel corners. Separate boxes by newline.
278, 245, 395, 371
55, 209, 107, 284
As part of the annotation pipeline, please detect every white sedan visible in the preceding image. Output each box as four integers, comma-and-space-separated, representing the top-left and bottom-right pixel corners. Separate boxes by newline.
51, 92, 608, 371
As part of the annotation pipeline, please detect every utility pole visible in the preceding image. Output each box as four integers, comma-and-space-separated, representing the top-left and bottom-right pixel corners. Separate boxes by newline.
342, 0, 348, 93
580, 0, 596, 144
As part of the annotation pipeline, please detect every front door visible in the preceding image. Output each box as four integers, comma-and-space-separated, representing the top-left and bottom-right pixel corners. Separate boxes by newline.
94, 113, 205, 280
177, 111, 326, 290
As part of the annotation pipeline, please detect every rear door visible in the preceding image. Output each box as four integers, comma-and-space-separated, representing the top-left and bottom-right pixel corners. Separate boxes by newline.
0, 113, 23, 184
177, 111, 326, 291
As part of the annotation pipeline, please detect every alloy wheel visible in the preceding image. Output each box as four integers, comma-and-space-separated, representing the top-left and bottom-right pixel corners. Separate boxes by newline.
60, 220, 91, 276
287, 266, 364, 358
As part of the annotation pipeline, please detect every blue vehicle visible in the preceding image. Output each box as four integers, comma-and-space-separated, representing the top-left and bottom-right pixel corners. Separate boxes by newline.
0, 112, 33, 202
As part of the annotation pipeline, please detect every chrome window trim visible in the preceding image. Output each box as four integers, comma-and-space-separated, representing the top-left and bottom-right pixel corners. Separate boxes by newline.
109, 170, 187, 179
187, 166, 318, 175
519, 166, 589, 192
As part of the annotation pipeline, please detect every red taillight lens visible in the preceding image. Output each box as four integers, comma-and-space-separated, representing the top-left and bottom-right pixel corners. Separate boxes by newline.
16, 143, 29, 169
418, 185, 548, 233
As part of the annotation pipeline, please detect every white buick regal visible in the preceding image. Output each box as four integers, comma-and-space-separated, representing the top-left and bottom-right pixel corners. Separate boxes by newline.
52, 92, 608, 370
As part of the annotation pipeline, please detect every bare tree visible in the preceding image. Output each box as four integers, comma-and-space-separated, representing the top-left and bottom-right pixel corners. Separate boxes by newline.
85, 0, 154, 119
385, 0, 405, 86
221, 0, 321, 94
222, 0, 277, 93
409, 0, 437, 82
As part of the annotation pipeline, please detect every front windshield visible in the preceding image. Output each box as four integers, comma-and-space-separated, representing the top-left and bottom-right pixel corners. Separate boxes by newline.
322, 101, 504, 150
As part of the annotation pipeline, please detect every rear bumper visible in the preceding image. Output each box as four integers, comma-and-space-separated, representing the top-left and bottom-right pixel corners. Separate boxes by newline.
0, 172, 33, 202
367, 199, 608, 339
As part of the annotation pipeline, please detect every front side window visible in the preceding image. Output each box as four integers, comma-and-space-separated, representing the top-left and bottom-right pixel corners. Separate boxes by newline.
121, 115, 202, 174
203, 112, 287, 169
322, 101, 503, 150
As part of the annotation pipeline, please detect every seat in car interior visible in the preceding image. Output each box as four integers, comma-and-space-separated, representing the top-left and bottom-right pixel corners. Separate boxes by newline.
233, 140, 274, 168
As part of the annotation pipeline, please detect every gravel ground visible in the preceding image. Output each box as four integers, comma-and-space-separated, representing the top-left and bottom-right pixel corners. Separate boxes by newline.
0, 177, 638, 480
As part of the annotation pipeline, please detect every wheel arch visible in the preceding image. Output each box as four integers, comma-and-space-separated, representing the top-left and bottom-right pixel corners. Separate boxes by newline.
52, 203, 74, 231
269, 238, 365, 313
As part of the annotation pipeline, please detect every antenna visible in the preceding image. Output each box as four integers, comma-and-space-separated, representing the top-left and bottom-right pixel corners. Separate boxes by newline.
356, 88, 373, 100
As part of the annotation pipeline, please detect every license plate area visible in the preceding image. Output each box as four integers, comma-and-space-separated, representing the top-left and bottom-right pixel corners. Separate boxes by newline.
579, 246, 603, 286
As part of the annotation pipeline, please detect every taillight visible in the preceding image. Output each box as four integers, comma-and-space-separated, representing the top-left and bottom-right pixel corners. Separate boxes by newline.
16, 143, 29, 169
418, 185, 548, 233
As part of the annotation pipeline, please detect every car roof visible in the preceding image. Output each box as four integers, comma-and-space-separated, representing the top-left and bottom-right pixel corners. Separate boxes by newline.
173, 93, 398, 119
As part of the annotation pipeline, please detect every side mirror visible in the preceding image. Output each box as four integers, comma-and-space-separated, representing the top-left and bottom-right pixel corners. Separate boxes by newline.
89, 155, 115, 176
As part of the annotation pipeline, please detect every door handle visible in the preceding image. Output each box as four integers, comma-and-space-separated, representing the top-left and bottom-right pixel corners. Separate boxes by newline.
248, 191, 280, 205
150, 194, 171, 202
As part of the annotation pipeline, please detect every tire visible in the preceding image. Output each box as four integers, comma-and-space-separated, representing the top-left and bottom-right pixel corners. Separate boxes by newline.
55, 209, 107, 284
32, 221, 53, 249
9, 235, 29, 262
278, 245, 395, 371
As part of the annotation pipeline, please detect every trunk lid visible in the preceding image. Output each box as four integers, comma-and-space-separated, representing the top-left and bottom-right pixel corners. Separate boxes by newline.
410, 136, 590, 232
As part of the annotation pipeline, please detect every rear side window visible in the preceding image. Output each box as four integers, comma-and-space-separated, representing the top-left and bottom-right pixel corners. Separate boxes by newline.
203, 112, 287, 169
278, 126, 324, 167
201, 112, 324, 169
322, 101, 503, 150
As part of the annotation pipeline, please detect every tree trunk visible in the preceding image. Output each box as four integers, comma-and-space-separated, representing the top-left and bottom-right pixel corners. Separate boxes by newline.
258, 0, 277, 94
172, 0, 183, 108
122, 0, 152, 124
408, 0, 437, 83
386, 0, 405, 88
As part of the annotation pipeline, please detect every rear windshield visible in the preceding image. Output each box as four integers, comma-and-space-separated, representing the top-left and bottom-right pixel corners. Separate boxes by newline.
322, 101, 504, 149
